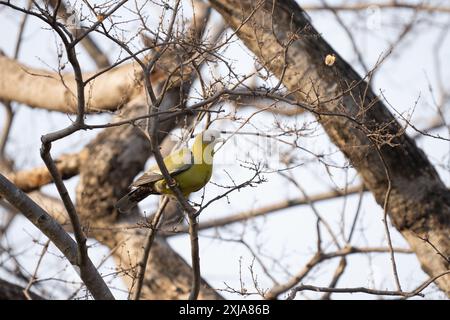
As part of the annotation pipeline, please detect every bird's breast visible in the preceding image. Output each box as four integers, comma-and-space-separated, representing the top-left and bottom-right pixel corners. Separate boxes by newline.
177, 163, 213, 194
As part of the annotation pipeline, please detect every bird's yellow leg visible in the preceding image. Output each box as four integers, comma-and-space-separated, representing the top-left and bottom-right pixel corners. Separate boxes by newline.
155, 178, 180, 195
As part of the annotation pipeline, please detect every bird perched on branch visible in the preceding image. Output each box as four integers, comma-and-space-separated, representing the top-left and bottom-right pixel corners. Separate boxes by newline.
116, 129, 223, 213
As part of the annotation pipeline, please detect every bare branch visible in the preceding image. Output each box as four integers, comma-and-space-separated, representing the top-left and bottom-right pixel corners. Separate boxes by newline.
132, 196, 169, 300
46, 0, 110, 68
0, 278, 44, 300
0, 55, 144, 113
2, 150, 87, 193
209, 0, 450, 294
287, 270, 450, 300
302, 2, 450, 14
0, 173, 114, 299
265, 246, 412, 299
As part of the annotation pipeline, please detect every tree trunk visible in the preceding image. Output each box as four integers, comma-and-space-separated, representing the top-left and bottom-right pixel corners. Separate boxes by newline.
209, 0, 449, 295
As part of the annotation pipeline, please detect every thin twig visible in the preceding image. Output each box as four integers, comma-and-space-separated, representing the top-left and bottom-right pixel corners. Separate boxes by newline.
188, 210, 201, 300
265, 246, 411, 299
322, 185, 365, 299
23, 239, 50, 300
0, 173, 114, 299
288, 270, 450, 300
374, 144, 402, 292
132, 196, 169, 300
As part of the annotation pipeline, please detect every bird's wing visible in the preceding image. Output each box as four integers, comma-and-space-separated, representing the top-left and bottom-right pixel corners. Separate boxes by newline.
131, 147, 193, 187
131, 171, 164, 187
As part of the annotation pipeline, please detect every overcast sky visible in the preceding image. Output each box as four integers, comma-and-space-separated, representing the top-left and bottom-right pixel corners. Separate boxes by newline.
0, 0, 449, 300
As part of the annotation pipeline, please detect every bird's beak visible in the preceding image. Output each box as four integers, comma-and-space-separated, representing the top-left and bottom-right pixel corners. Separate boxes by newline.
212, 138, 225, 154
215, 138, 225, 148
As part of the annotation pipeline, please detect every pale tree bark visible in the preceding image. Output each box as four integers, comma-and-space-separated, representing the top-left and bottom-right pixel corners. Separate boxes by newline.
209, 0, 449, 296
3, 150, 87, 193
0, 55, 145, 113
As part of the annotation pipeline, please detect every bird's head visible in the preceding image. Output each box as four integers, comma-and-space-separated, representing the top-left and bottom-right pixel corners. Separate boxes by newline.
201, 129, 223, 145
192, 129, 224, 164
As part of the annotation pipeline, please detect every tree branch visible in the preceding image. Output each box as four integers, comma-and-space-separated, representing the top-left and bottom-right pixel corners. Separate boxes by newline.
46, 0, 111, 68
0, 55, 144, 113
0, 173, 114, 299
209, 0, 450, 295
2, 150, 87, 192
0, 278, 44, 300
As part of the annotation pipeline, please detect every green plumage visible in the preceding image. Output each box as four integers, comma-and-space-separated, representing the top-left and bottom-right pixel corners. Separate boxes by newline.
116, 130, 222, 213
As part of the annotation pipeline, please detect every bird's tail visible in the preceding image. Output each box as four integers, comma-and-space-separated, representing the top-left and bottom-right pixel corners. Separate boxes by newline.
115, 188, 154, 214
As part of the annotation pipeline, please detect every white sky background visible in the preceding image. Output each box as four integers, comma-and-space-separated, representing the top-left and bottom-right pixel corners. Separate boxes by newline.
0, 0, 449, 300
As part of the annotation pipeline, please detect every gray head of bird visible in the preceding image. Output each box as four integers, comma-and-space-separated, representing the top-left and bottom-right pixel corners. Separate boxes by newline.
201, 129, 224, 145
193, 129, 224, 164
